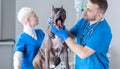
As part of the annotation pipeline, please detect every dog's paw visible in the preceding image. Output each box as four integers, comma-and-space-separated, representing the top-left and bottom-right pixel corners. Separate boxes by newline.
50, 64, 55, 68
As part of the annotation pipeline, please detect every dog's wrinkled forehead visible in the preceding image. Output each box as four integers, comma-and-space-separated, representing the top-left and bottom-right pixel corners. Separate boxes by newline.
51, 6, 66, 23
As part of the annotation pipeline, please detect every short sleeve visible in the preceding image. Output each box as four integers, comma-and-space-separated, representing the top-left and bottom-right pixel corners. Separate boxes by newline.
14, 36, 25, 53
70, 23, 79, 37
70, 18, 85, 37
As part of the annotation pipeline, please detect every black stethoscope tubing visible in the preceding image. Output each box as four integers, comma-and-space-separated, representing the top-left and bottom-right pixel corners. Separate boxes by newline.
80, 21, 100, 46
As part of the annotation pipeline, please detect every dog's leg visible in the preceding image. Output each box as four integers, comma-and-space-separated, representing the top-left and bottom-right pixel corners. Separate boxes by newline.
44, 36, 53, 69
33, 54, 42, 69
45, 48, 50, 69
62, 46, 69, 69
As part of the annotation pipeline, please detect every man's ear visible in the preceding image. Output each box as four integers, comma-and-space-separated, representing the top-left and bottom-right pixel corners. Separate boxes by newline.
96, 13, 103, 20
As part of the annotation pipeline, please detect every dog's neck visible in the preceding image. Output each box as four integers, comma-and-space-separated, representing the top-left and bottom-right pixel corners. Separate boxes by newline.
45, 25, 55, 39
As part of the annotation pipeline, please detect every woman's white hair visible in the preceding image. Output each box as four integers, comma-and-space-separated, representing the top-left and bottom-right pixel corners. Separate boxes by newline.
17, 7, 34, 25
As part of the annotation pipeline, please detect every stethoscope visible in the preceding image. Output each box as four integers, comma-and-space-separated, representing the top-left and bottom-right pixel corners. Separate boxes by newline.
80, 21, 100, 46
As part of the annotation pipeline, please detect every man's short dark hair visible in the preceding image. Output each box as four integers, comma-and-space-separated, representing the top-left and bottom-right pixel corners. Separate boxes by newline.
90, 0, 108, 14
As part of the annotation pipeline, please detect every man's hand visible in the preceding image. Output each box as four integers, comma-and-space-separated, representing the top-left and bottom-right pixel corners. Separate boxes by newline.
51, 26, 69, 41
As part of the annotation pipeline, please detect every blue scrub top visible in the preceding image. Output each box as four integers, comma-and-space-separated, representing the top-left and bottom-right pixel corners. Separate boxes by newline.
70, 18, 112, 69
14, 29, 44, 69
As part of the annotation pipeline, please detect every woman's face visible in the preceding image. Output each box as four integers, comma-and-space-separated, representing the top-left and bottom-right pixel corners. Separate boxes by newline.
29, 12, 39, 27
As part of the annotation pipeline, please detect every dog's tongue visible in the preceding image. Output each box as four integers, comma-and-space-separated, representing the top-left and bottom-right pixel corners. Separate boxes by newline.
56, 20, 63, 29
57, 22, 63, 29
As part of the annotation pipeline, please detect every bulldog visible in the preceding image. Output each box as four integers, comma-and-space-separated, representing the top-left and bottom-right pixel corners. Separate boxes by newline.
33, 5, 69, 69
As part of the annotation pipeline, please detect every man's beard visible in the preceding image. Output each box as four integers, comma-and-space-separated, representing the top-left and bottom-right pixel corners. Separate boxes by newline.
84, 14, 96, 21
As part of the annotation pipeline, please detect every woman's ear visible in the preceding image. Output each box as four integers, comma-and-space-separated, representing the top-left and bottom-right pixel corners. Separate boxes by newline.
24, 16, 32, 27
25, 17, 30, 23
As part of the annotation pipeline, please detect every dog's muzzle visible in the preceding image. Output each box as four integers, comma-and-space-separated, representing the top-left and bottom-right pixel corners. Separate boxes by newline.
55, 17, 64, 29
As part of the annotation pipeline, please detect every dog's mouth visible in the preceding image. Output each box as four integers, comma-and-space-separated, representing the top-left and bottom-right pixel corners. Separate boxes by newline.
55, 18, 64, 29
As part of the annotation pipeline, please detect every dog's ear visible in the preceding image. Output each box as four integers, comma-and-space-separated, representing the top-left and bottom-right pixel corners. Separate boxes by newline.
52, 5, 54, 11
61, 5, 63, 9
